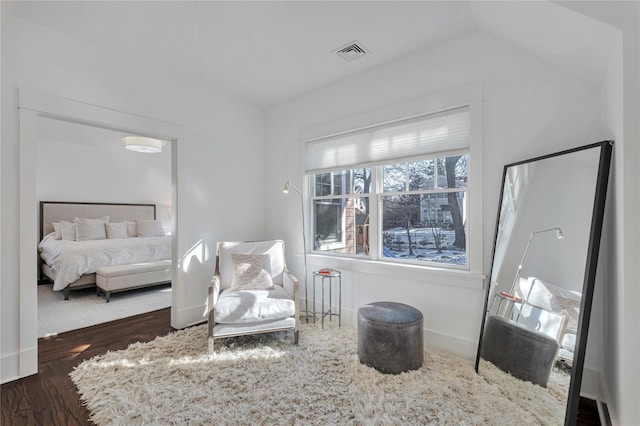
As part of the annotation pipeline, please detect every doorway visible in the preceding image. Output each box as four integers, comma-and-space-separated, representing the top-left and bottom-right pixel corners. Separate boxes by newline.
18, 89, 183, 377
36, 117, 173, 336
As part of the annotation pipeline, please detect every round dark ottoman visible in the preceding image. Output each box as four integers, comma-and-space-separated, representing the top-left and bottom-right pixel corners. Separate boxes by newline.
357, 301, 424, 374
481, 315, 559, 387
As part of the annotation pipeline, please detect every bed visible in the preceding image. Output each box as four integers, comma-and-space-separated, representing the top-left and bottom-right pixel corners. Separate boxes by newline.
38, 201, 172, 299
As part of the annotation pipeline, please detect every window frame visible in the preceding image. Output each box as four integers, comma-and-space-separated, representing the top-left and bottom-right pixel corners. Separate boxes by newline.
300, 85, 484, 284
378, 151, 469, 269
310, 168, 371, 254
308, 150, 470, 270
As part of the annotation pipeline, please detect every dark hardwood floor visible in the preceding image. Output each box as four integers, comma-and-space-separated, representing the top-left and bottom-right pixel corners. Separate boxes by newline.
1, 308, 174, 426
2, 307, 602, 425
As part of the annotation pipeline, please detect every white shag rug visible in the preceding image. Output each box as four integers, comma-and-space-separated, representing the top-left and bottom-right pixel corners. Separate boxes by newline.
70, 322, 568, 425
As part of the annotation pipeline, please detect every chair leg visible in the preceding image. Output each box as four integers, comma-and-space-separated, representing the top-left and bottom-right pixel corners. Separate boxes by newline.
208, 337, 215, 354
294, 329, 299, 345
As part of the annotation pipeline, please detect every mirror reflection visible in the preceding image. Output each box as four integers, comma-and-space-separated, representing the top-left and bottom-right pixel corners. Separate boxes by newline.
476, 143, 610, 424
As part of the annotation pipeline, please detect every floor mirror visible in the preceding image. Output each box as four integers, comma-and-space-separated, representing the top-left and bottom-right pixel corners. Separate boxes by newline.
475, 141, 613, 425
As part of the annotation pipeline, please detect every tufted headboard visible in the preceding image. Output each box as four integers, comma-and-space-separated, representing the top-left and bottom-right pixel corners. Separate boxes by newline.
39, 201, 156, 241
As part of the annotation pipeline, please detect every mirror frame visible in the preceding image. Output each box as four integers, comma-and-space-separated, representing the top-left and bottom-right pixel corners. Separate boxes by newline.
475, 140, 613, 425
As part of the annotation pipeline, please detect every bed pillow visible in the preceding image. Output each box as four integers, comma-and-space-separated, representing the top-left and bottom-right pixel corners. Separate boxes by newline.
60, 221, 77, 241
135, 219, 165, 237
105, 222, 128, 239
230, 254, 274, 291
52, 222, 62, 240
124, 220, 137, 238
75, 216, 109, 241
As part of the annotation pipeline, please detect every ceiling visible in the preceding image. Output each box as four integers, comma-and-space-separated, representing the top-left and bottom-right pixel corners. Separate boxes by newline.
3, 1, 618, 108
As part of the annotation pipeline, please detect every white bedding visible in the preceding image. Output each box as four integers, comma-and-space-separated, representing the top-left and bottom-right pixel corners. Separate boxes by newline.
39, 234, 171, 291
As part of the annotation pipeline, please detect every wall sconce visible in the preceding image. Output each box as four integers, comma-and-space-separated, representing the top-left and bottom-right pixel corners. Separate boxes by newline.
122, 135, 164, 153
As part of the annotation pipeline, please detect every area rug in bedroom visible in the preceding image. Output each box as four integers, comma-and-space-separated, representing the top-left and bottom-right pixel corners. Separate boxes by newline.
38, 283, 172, 337
70, 322, 568, 425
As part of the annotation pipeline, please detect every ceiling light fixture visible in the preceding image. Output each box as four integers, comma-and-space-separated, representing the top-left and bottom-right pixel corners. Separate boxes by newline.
122, 135, 164, 153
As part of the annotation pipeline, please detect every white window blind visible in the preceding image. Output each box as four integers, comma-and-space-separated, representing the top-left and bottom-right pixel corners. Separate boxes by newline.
305, 106, 470, 173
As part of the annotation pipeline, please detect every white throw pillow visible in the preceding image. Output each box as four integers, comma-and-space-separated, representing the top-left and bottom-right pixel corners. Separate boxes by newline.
75, 216, 109, 241
105, 222, 128, 239
135, 219, 165, 237
124, 220, 137, 238
230, 254, 274, 291
52, 222, 62, 240
218, 241, 285, 289
60, 221, 77, 241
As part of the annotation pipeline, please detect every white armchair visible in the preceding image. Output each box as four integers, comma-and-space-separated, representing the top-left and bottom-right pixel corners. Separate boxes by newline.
207, 240, 299, 352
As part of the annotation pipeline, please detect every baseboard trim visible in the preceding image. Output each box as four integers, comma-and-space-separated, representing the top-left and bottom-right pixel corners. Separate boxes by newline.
1, 351, 19, 384
597, 400, 612, 426
173, 303, 207, 329
599, 370, 616, 425
580, 366, 602, 400
1, 345, 38, 384
423, 327, 478, 361
305, 302, 478, 360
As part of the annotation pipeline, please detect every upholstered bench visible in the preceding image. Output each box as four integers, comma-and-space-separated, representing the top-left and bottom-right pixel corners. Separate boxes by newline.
481, 315, 559, 387
357, 301, 424, 374
96, 260, 171, 303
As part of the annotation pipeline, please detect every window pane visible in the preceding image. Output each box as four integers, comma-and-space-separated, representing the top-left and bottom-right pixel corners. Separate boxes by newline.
313, 197, 369, 255
408, 159, 434, 190
352, 167, 372, 194
333, 171, 346, 195
381, 192, 467, 265
315, 173, 331, 196
383, 163, 406, 192
439, 154, 468, 189
314, 168, 372, 196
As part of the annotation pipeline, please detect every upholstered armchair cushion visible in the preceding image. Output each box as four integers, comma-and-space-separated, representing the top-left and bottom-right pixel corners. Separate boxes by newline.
215, 286, 296, 324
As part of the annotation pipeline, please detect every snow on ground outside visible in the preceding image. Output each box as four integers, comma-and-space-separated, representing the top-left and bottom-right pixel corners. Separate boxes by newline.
383, 227, 466, 265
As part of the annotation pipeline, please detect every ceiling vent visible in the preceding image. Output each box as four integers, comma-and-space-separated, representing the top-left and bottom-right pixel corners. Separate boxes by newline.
333, 40, 370, 62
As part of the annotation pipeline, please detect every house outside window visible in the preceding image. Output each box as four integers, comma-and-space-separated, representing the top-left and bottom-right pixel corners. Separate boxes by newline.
312, 168, 371, 254
304, 102, 480, 273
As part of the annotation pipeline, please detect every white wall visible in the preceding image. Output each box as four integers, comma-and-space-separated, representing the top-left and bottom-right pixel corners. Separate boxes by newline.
1, 13, 266, 382
559, 1, 640, 423
36, 122, 172, 227
264, 29, 610, 367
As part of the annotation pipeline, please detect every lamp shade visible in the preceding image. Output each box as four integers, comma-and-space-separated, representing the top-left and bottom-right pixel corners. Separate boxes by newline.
122, 135, 164, 153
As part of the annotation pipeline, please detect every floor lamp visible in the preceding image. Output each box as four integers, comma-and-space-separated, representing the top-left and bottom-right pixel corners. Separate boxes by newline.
510, 226, 563, 320
283, 180, 309, 323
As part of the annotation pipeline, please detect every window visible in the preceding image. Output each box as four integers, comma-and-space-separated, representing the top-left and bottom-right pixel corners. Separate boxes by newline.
311, 168, 371, 253
305, 103, 480, 272
380, 154, 468, 266
310, 153, 468, 268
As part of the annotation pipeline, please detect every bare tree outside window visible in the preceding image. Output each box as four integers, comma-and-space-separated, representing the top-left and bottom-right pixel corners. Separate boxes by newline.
445, 155, 466, 250
381, 154, 468, 265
